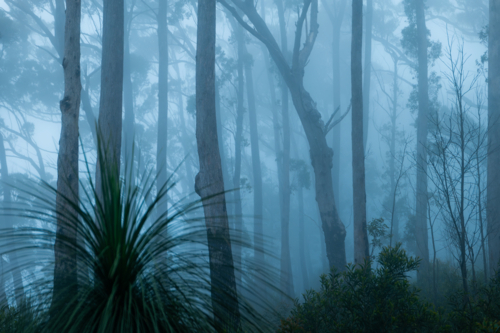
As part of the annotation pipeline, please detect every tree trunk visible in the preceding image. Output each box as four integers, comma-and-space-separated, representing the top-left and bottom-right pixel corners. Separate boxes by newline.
52, 0, 81, 313
488, 0, 500, 278
96, 0, 124, 196
351, 0, 369, 265
298, 185, 309, 290
157, 0, 168, 216
259, 0, 282, 271
54, 0, 65, 59
275, 0, 294, 297
331, 0, 347, 207
123, 8, 135, 170
233, 22, 245, 287
415, 0, 429, 279
390, 58, 399, 243
194, 0, 241, 327
81, 85, 98, 147
362, 0, 373, 149
171, 58, 195, 195
243, 47, 264, 267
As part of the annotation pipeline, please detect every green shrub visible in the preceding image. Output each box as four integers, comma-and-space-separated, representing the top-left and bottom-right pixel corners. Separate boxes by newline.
279, 244, 442, 333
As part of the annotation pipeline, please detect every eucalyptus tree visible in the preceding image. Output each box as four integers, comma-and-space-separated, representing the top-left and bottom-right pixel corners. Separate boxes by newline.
351, 0, 369, 265
363, 0, 373, 149
157, 0, 169, 217
488, 0, 500, 276
95, 0, 124, 194
220, 0, 347, 271
401, 0, 441, 279
273, 0, 293, 295
322, 0, 347, 205
195, 0, 240, 327
52, 0, 82, 313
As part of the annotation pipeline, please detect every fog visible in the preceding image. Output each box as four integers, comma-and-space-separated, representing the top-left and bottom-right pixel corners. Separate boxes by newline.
0, 0, 496, 330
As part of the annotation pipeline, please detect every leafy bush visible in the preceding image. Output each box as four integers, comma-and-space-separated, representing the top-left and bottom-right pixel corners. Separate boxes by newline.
279, 244, 442, 333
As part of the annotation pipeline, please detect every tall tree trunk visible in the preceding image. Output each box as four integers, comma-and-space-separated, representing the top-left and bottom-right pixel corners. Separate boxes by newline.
275, 0, 293, 297
157, 0, 168, 216
362, 0, 372, 149
216, 83, 230, 199
488, 0, 500, 278
390, 57, 399, 243
351, 0, 369, 265
477, 111, 487, 281
415, 0, 429, 279
260, 0, 282, 269
171, 58, 195, 195
331, 0, 347, 207
52, 0, 81, 313
243, 47, 264, 267
123, 7, 135, 170
81, 84, 98, 147
96, 0, 124, 196
298, 185, 309, 290
194, 0, 241, 327
233, 22, 245, 287
54, 0, 65, 59
0, 134, 22, 304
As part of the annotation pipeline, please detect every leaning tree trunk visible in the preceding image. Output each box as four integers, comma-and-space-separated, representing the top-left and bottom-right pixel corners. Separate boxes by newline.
52, 0, 81, 314
222, 0, 346, 270
195, 0, 241, 328
488, 0, 500, 278
157, 0, 168, 216
351, 0, 369, 265
415, 0, 430, 279
96, 0, 124, 196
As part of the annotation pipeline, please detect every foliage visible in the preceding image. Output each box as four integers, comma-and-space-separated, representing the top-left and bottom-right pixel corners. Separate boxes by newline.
0, 144, 273, 332
367, 217, 389, 256
0, 303, 39, 333
278, 244, 442, 333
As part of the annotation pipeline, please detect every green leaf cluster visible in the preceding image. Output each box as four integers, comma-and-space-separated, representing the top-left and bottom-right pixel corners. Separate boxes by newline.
279, 244, 442, 333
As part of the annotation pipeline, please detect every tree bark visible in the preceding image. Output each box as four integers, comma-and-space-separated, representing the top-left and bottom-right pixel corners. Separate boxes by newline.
96, 0, 124, 196
390, 57, 399, 243
232, 22, 245, 286
488, 0, 500, 277
260, 0, 282, 273
415, 0, 429, 278
351, 0, 369, 265
298, 185, 309, 290
275, 0, 293, 296
243, 47, 264, 268
123, 5, 135, 171
195, 0, 241, 328
362, 0, 373, 149
157, 0, 168, 216
52, 0, 81, 313
331, 0, 347, 207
